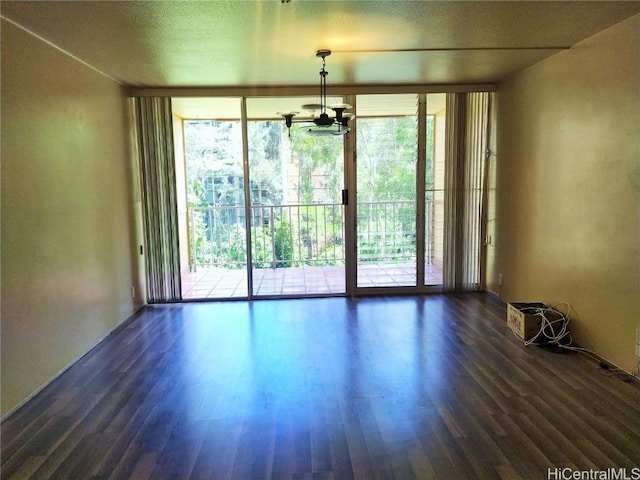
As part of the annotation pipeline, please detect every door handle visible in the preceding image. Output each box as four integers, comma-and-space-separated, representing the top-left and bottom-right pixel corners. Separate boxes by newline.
341, 189, 349, 205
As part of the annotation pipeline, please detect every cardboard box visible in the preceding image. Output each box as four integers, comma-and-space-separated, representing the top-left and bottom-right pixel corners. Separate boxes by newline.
507, 302, 547, 341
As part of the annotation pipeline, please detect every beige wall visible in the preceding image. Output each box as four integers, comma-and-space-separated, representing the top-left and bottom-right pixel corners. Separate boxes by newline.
491, 16, 639, 370
1, 20, 144, 416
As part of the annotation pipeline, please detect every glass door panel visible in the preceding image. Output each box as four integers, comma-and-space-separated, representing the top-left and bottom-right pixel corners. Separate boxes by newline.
247, 97, 346, 296
425, 94, 446, 286
356, 94, 418, 288
175, 97, 248, 299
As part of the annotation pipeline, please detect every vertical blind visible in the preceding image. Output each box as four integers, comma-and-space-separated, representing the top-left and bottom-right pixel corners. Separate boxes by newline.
443, 92, 492, 291
133, 97, 182, 303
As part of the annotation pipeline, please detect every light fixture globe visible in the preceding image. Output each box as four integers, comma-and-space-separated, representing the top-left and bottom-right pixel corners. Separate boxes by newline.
305, 124, 351, 136
277, 50, 354, 137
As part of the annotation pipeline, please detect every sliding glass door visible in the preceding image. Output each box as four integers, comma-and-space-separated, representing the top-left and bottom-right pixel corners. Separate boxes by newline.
355, 94, 419, 288
425, 94, 446, 287
354, 93, 447, 291
177, 97, 348, 299
176, 98, 249, 299
247, 98, 347, 297
173, 92, 490, 299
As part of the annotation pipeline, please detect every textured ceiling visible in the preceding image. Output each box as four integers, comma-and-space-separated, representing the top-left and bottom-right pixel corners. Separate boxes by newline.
2, 1, 639, 88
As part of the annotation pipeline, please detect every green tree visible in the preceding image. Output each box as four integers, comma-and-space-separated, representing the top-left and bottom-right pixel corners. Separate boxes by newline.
184, 120, 243, 207
248, 121, 283, 204
274, 217, 293, 267
290, 133, 343, 204
357, 116, 417, 202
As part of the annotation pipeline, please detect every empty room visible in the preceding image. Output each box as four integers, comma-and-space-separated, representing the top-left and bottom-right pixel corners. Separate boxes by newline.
1, 1, 639, 479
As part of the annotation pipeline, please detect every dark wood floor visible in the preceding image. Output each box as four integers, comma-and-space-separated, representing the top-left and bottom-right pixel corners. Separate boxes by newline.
2, 294, 639, 480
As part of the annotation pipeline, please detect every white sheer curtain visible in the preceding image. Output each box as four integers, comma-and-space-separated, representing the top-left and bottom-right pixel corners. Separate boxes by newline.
132, 97, 182, 303
443, 92, 492, 291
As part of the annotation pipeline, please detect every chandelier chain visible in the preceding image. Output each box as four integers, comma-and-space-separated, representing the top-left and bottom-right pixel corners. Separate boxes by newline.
320, 56, 327, 115
277, 49, 353, 137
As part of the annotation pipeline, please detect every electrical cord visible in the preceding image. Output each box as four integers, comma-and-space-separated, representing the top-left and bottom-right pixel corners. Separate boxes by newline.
521, 302, 573, 348
516, 302, 638, 382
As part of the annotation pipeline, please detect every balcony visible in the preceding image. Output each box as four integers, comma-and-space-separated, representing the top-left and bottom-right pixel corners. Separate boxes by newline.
181, 201, 443, 299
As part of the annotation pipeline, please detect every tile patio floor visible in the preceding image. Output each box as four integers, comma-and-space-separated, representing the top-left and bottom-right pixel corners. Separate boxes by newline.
182, 263, 443, 299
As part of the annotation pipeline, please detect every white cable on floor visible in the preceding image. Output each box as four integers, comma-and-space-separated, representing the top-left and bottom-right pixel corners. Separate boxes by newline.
518, 302, 637, 381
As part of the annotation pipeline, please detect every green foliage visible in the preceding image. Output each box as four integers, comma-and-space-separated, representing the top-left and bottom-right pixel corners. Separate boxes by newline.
184, 108, 436, 270
355, 114, 423, 263
184, 120, 245, 209
357, 116, 418, 202
250, 224, 273, 269
290, 133, 343, 204
425, 115, 435, 190
296, 205, 344, 265
273, 217, 293, 267
248, 121, 283, 204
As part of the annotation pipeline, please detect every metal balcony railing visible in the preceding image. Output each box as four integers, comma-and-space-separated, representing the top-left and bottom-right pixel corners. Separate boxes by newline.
187, 200, 435, 271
